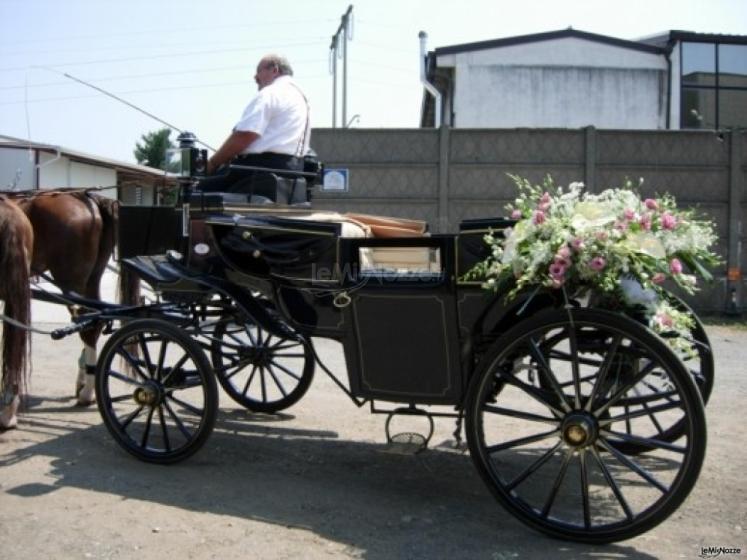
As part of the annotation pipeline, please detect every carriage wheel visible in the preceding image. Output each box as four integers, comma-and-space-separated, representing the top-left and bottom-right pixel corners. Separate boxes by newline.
210, 315, 314, 413
95, 319, 218, 464
465, 308, 705, 543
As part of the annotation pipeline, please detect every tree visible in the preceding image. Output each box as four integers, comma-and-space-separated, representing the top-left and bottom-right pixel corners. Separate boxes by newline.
133, 128, 174, 170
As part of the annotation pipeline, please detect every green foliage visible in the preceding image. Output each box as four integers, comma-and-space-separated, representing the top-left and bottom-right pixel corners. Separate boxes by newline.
133, 128, 174, 170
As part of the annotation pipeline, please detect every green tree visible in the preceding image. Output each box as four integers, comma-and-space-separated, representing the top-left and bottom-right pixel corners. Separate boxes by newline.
133, 128, 174, 170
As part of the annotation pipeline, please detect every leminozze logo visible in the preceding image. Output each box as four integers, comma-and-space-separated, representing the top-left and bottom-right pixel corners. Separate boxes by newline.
699, 546, 742, 558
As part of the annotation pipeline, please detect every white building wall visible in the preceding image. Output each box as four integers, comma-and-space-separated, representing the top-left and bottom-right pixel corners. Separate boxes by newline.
669, 43, 682, 129
455, 65, 666, 128
438, 38, 668, 129
0, 147, 35, 189
38, 152, 117, 191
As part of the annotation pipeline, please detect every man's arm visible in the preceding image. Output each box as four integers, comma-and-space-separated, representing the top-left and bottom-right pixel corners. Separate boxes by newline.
207, 130, 260, 173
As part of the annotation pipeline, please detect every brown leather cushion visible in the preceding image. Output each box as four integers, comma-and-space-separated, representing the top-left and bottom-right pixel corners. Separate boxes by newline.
343, 213, 428, 238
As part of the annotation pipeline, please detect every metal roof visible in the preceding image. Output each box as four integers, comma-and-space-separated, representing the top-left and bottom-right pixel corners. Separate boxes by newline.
0, 135, 167, 178
433, 28, 666, 57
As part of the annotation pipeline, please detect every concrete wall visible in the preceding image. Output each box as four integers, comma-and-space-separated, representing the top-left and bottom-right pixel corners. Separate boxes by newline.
311, 126, 747, 314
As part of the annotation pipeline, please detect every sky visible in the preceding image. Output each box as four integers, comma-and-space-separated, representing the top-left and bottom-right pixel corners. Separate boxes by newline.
0, 0, 746, 164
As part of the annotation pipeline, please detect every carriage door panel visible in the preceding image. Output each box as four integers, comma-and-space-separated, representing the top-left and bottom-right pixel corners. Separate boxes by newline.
339, 237, 463, 404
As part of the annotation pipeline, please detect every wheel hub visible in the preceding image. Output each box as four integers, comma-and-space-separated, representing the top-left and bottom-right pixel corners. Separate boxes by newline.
240, 345, 272, 367
561, 412, 598, 448
133, 382, 161, 407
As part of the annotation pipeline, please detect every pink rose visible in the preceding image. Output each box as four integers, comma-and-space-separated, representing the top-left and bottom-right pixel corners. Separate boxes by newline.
656, 313, 673, 328
661, 212, 677, 230
645, 198, 659, 210
511, 209, 522, 220
556, 246, 571, 259
670, 258, 683, 275
540, 192, 551, 203
539, 201, 551, 212
652, 272, 666, 284
589, 256, 606, 271
533, 210, 545, 225
624, 208, 636, 221
638, 214, 652, 231
571, 238, 585, 251
549, 262, 566, 279
595, 231, 608, 241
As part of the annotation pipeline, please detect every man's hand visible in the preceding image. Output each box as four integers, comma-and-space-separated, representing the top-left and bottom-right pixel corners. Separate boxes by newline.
207, 130, 260, 174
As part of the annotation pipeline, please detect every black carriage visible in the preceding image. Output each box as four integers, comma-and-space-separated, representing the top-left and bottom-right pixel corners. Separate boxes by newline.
58, 135, 710, 544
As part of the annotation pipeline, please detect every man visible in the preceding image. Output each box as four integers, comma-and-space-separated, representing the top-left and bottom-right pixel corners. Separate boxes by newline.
199, 54, 310, 193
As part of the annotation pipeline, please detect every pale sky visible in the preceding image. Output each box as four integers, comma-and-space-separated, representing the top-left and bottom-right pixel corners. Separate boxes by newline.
1, 0, 745, 163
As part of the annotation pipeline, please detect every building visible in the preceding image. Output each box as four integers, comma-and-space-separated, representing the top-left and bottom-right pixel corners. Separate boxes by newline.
0, 135, 172, 203
420, 29, 747, 131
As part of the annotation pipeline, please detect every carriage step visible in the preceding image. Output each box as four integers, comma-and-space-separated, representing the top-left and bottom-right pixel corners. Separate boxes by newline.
381, 407, 435, 455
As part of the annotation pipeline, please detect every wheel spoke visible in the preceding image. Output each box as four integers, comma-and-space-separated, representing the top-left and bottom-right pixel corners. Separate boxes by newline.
107, 369, 143, 386
483, 404, 557, 424
166, 394, 204, 417
160, 352, 191, 385
156, 340, 169, 382
604, 400, 683, 424
485, 428, 560, 453
505, 440, 563, 491
110, 394, 134, 403
597, 439, 669, 493
138, 333, 155, 377
140, 407, 155, 448
116, 348, 149, 382
269, 360, 302, 382
162, 399, 193, 440
579, 450, 591, 529
633, 386, 665, 436
242, 364, 259, 397
590, 447, 634, 521
584, 334, 622, 412
594, 360, 657, 416
567, 325, 583, 409
528, 338, 572, 412
602, 430, 687, 454
541, 447, 574, 518
120, 405, 144, 429
499, 371, 566, 418
158, 405, 171, 452
266, 365, 288, 398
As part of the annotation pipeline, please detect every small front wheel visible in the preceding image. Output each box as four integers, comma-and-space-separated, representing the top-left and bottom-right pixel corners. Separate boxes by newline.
465, 308, 706, 543
95, 319, 218, 464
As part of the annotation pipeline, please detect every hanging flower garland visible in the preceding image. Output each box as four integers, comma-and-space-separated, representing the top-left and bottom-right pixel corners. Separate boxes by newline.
465, 176, 721, 354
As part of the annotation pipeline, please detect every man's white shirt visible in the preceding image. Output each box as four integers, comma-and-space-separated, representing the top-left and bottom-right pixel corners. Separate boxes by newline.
234, 75, 310, 156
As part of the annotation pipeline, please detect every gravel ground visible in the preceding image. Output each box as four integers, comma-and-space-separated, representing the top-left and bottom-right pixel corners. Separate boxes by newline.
0, 323, 745, 560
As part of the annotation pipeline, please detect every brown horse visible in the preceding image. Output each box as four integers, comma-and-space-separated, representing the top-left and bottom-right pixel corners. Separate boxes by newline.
0, 195, 34, 429
14, 190, 138, 409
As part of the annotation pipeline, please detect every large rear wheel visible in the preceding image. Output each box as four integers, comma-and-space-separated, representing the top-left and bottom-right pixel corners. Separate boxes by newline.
465, 308, 706, 543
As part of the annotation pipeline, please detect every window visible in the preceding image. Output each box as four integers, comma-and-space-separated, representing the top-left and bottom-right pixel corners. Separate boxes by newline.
680, 41, 747, 129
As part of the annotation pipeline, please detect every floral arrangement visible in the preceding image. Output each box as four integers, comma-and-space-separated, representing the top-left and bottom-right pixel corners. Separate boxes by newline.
466, 175, 721, 354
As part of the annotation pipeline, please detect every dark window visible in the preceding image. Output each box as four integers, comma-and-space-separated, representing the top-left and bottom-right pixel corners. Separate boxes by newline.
719, 90, 747, 129
682, 43, 716, 86
680, 41, 747, 129
682, 88, 717, 128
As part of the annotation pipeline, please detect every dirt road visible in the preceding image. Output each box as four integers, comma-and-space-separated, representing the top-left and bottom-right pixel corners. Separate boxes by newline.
0, 325, 745, 559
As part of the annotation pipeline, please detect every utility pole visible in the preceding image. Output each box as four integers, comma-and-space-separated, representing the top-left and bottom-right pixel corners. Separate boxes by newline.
329, 5, 353, 128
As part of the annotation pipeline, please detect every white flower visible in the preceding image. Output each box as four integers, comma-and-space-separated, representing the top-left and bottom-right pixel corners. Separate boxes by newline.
625, 232, 666, 259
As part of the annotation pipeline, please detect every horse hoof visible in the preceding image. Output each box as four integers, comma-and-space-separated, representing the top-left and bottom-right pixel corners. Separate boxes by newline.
0, 396, 20, 429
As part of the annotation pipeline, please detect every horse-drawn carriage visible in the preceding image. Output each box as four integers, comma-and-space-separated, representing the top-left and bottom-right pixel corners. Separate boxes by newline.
4, 133, 712, 544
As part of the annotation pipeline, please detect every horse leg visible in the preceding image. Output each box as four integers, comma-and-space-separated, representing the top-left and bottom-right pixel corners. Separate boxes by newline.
75, 342, 97, 406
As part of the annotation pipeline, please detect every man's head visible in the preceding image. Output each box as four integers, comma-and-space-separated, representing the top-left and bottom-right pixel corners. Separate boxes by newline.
255, 55, 293, 89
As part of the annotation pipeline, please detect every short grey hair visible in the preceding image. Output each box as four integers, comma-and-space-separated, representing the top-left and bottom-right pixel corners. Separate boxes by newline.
261, 54, 293, 76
